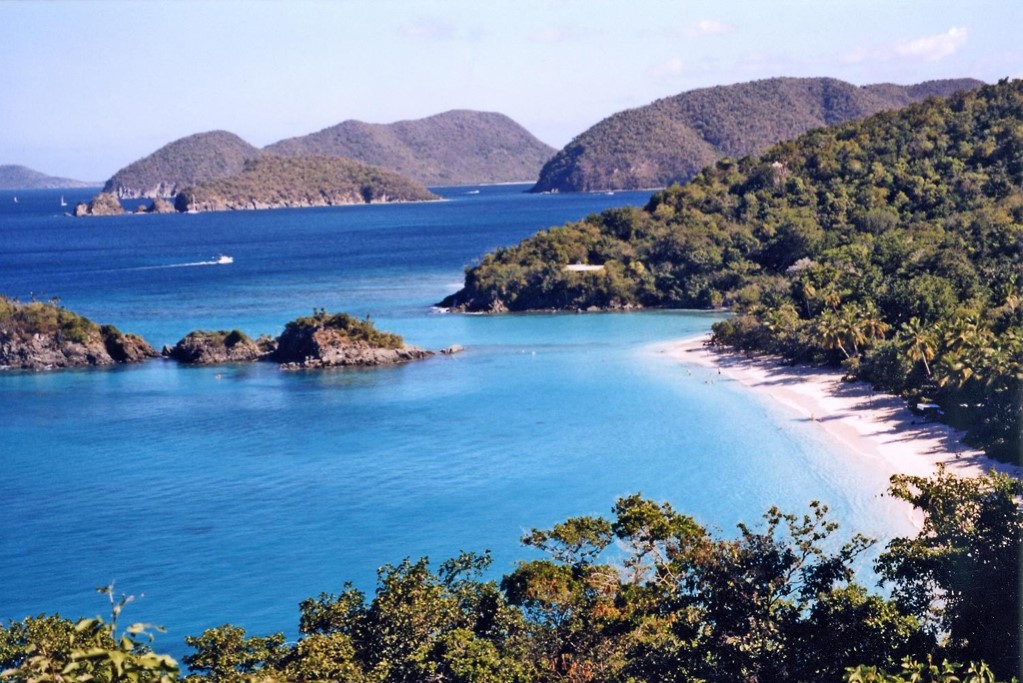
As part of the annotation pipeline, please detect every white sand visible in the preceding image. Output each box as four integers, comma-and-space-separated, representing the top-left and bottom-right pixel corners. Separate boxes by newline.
654, 334, 1021, 482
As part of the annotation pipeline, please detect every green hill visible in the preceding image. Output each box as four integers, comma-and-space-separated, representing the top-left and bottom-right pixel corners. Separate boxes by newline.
103, 130, 262, 198
0, 164, 95, 189
443, 79, 1023, 462
174, 155, 438, 212
264, 110, 556, 186
531, 77, 983, 193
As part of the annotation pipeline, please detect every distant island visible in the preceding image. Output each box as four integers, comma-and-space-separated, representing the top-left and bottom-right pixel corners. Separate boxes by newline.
173, 155, 438, 212
265, 109, 555, 186
0, 164, 96, 190
99, 110, 554, 200
74, 156, 438, 215
531, 77, 983, 193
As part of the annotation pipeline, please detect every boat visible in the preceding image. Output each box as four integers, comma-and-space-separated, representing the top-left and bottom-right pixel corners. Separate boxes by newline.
215, 254, 234, 265
12, 196, 17, 203
60, 195, 67, 207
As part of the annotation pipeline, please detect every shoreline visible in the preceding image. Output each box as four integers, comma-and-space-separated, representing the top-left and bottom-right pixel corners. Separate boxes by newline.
654, 334, 1021, 482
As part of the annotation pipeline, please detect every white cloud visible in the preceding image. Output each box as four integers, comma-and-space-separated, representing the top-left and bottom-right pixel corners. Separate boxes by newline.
683, 19, 734, 38
651, 56, 687, 78
895, 27, 968, 62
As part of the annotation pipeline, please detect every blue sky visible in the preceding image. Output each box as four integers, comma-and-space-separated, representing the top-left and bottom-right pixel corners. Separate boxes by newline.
2, 0, 1020, 181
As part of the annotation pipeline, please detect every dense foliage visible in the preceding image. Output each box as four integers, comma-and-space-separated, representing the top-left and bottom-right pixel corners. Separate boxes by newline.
104, 131, 262, 199
265, 110, 555, 186
174, 156, 437, 212
3, 471, 1019, 682
446, 79, 1023, 462
531, 77, 982, 193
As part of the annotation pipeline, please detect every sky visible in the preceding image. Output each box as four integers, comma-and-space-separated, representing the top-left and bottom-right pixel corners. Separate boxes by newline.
1, 0, 1021, 182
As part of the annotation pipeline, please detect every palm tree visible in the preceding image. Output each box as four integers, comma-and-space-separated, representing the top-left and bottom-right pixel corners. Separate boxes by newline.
901, 317, 937, 377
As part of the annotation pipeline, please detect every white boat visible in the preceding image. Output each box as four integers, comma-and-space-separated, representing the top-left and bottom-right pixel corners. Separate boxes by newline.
216, 254, 234, 265
60, 195, 67, 207
12, 196, 17, 203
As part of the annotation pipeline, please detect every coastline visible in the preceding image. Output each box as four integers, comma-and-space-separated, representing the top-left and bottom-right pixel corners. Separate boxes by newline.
654, 334, 1022, 482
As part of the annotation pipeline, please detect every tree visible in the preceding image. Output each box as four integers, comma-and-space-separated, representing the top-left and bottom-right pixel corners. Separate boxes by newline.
877, 467, 1023, 679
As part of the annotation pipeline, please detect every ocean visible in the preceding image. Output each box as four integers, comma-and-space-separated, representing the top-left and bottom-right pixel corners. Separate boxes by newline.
0, 185, 916, 659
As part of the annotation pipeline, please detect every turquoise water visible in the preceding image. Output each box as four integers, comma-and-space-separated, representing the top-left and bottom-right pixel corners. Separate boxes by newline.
0, 186, 915, 658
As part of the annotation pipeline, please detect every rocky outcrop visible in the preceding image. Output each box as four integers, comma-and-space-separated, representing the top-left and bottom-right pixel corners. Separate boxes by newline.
72, 192, 125, 216
134, 197, 177, 214
0, 298, 156, 371
271, 311, 433, 369
162, 330, 274, 365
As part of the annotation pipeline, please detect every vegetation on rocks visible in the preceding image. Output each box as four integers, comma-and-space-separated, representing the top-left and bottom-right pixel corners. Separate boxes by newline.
444, 79, 1023, 462
532, 77, 983, 193
72, 191, 126, 216
0, 296, 155, 369
272, 309, 432, 368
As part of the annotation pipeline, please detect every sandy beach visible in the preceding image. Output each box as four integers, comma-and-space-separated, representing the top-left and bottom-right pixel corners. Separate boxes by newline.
656, 334, 1021, 482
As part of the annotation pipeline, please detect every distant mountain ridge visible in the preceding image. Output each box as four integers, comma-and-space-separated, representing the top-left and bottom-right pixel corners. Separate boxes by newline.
531, 77, 984, 193
102, 110, 555, 199
0, 165, 95, 190
103, 131, 262, 199
265, 110, 555, 186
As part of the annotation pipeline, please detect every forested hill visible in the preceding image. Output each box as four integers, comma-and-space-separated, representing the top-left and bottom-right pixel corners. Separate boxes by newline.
531, 77, 983, 193
264, 110, 556, 186
0, 164, 94, 189
443, 79, 1023, 462
103, 131, 263, 199
173, 155, 438, 212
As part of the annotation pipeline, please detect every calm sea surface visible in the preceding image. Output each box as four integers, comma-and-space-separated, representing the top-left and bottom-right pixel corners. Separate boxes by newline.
0, 185, 916, 658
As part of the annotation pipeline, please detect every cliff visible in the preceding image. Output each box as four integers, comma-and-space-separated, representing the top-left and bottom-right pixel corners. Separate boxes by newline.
103, 130, 262, 199
531, 77, 984, 193
72, 192, 125, 216
173, 155, 438, 212
265, 110, 555, 186
0, 297, 156, 371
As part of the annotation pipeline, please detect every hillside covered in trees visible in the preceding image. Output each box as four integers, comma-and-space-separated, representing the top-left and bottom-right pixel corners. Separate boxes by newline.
443, 79, 1023, 463
103, 131, 263, 199
173, 155, 438, 212
265, 109, 556, 186
531, 77, 983, 193
2, 468, 1020, 682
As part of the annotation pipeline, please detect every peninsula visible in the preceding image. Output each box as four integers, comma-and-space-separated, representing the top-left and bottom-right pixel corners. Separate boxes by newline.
442, 79, 1023, 463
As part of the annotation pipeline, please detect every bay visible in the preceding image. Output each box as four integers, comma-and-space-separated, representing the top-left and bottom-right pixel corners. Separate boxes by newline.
0, 185, 915, 659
